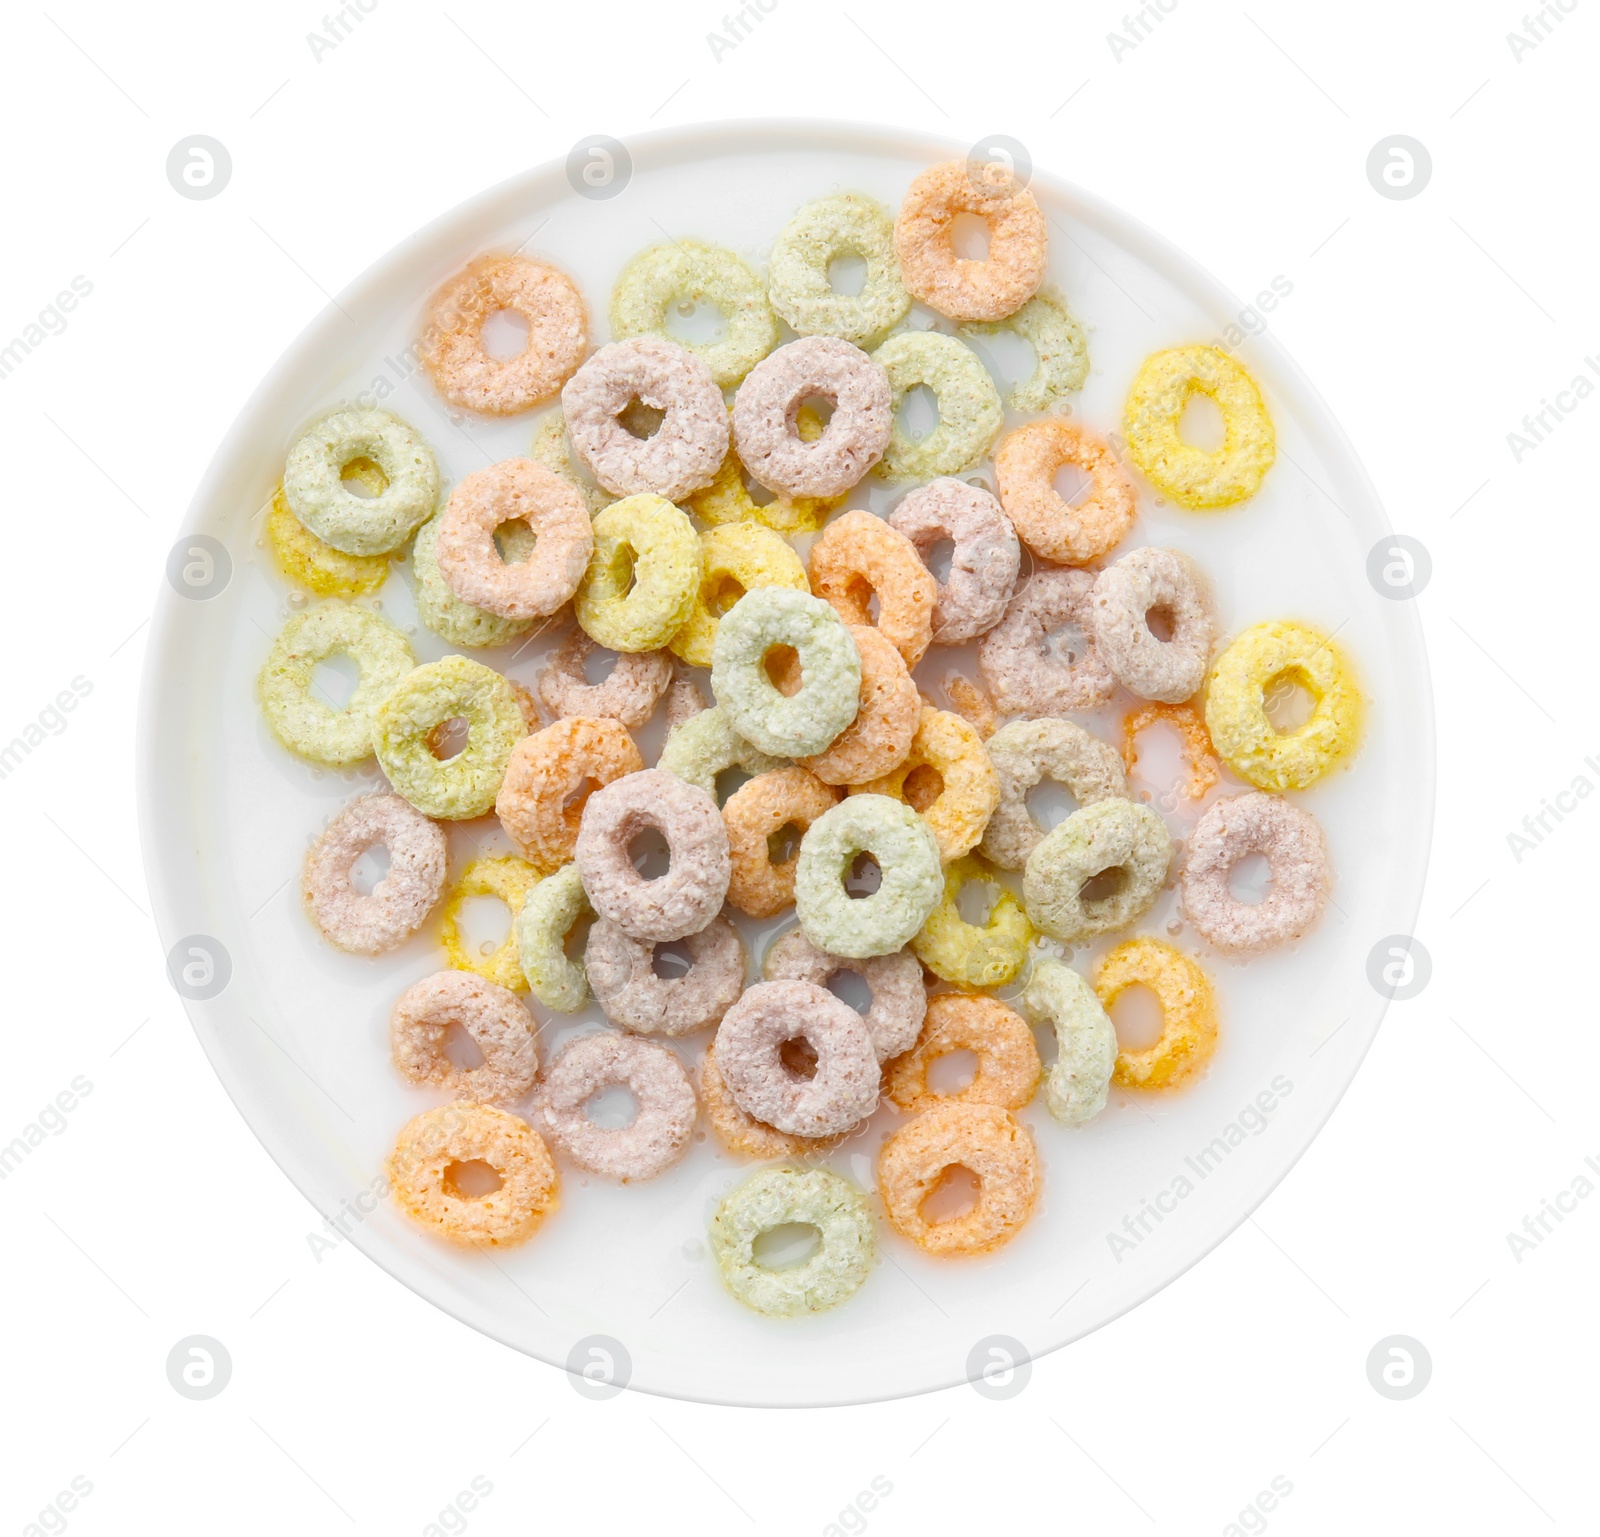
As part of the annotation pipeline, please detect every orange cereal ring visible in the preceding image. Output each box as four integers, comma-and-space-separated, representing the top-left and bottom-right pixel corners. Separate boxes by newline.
794, 624, 919, 787
700, 1043, 845, 1162
1095, 936, 1219, 1091
893, 160, 1047, 322
807, 509, 936, 669
723, 767, 840, 919
877, 1101, 1039, 1256
1121, 701, 1220, 802
993, 417, 1136, 566
852, 705, 999, 863
941, 671, 997, 739
883, 993, 1040, 1114
419, 255, 588, 416
494, 716, 642, 873
388, 1101, 559, 1248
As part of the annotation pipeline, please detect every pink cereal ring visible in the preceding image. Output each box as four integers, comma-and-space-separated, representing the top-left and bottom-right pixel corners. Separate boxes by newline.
302, 793, 447, 955
761, 927, 926, 1061
389, 971, 538, 1105
713, 979, 880, 1137
533, 1031, 697, 1182
535, 628, 673, 729
978, 568, 1116, 717
888, 477, 1020, 643
994, 417, 1136, 566
731, 337, 892, 499
561, 336, 729, 502
585, 912, 746, 1036
434, 458, 593, 620
1179, 791, 1331, 953
1089, 546, 1215, 704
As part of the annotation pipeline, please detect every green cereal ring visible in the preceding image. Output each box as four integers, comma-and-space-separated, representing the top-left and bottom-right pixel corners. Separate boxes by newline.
373, 656, 526, 820
668, 521, 809, 668
794, 794, 943, 959
766, 192, 911, 347
1023, 798, 1172, 944
257, 602, 414, 766
574, 494, 702, 653
960, 291, 1089, 412
911, 854, 1034, 989
529, 409, 611, 515
284, 408, 440, 556
1022, 954, 1117, 1126
871, 331, 1003, 482
411, 512, 536, 650
658, 705, 783, 801
709, 1165, 875, 1317
513, 862, 592, 1013
610, 239, 778, 389
710, 587, 861, 758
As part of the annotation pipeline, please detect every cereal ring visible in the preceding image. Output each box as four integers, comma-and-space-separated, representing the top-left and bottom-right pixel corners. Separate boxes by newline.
610, 239, 778, 388
439, 856, 538, 992
978, 568, 1117, 717
792, 624, 918, 787
959, 290, 1088, 412
710, 1166, 875, 1317
284, 408, 439, 556
687, 403, 838, 536
390, 971, 538, 1104
1121, 701, 1220, 802
434, 459, 593, 621
586, 913, 745, 1036
1123, 344, 1275, 509
910, 854, 1033, 988
713, 979, 879, 1137
663, 666, 709, 730
411, 512, 536, 650
883, 993, 1040, 1113
700, 1044, 845, 1160
419, 254, 587, 416
388, 1101, 558, 1248
893, 159, 1047, 322
496, 716, 643, 872
658, 705, 783, 801
767, 191, 910, 345
793, 794, 943, 959
981, 718, 1128, 871
302, 793, 447, 954
1096, 937, 1219, 1090
373, 657, 525, 820
513, 863, 593, 1012
562, 337, 729, 501
1021, 955, 1116, 1126
993, 417, 1135, 566
1180, 792, 1330, 953
574, 767, 731, 941
871, 331, 1004, 482
529, 409, 611, 515
532, 1031, 696, 1181
267, 482, 390, 598
258, 603, 415, 767
1089, 547, 1215, 703
575, 494, 702, 653
807, 509, 937, 669
877, 1102, 1039, 1256
535, 629, 672, 729
710, 587, 861, 759
722, 767, 839, 919
732, 337, 892, 498
887, 478, 1020, 644
1204, 620, 1362, 792
668, 521, 809, 669
941, 671, 997, 739
762, 927, 925, 1061
1023, 798, 1173, 943
852, 706, 999, 864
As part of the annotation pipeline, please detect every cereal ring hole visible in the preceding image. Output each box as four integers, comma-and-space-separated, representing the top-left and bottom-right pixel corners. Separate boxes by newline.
1264, 668, 1319, 733
479, 308, 531, 361
764, 643, 803, 695
666, 298, 728, 346
1079, 865, 1129, 905
1226, 851, 1273, 905
1107, 982, 1166, 1051
751, 1221, 823, 1269
925, 1048, 979, 1095
425, 716, 472, 760
827, 253, 869, 296
455, 893, 514, 956
580, 646, 619, 684
1051, 460, 1094, 506
1042, 615, 1089, 666
948, 212, 992, 260
955, 878, 999, 925
618, 399, 667, 440
650, 939, 695, 979
705, 573, 747, 617
1145, 603, 1177, 643
919, 1163, 981, 1224
348, 843, 391, 895
338, 455, 389, 498
442, 1158, 503, 1198
1177, 391, 1227, 452
1024, 779, 1080, 832
778, 1036, 819, 1079
923, 537, 958, 584
903, 763, 944, 812
964, 328, 1037, 394
796, 393, 837, 430
825, 971, 873, 1014
897, 383, 940, 444
627, 826, 674, 880
492, 520, 533, 563
715, 765, 754, 802
766, 820, 804, 867
310, 652, 360, 710
582, 1083, 640, 1129
845, 851, 882, 898
440, 1022, 487, 1072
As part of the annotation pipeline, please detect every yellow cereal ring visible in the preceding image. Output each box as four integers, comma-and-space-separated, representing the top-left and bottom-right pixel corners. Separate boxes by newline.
852, 705, 999, 863
883, 992, 1040, 1114
439, 855, 539, 992
686, 405, 838, 536
575, 493, 702, 653
1204, 620, 1361, 791
668, 521, 809, 668
1095, 936, 1218, 1091
1123, 344, 1275, 509
267, 481, 391, 597
911, 854, 1034, 988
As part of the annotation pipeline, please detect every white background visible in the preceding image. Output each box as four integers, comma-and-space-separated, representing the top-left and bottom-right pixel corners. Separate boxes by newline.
1, 1, 1594, 1533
